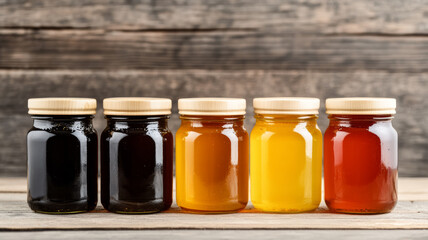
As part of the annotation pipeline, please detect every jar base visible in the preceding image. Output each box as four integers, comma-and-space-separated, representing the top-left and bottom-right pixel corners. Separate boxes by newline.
326, 200, 396, 214
177, 200, 247, 214
28, 199, 97, 214
102, 198, 171, 214
179, 206, 246, 214
33, 210, 88, 214
252, 204, 319, 213
330, 209, 392, 214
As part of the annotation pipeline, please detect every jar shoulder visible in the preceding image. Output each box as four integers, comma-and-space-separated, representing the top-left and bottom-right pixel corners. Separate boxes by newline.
177, 124, 247, 134
251, 122, 322, 139
102, 126, 172, 143
28, 126, 97, 142
324, 123, 397, 142
176, 125, 248, 142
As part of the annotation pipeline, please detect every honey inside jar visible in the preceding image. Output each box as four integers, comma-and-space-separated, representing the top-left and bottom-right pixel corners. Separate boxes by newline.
176, 98, 249, 213
27, 98, 98, 214
101, 98, 173, 214
250, 98, 322, 213
324, 98, 398, 214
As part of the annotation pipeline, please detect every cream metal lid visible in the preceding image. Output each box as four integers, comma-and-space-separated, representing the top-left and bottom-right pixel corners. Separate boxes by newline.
103, 97, 172, 116
28, 98, 97, 115
326, 97, 396, 115
178, 98, 246, 116
253, 97, 320, 115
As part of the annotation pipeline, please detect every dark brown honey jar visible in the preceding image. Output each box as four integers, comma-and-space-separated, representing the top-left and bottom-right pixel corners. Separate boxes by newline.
101, 98, 173, 213
27, 98, 98, 214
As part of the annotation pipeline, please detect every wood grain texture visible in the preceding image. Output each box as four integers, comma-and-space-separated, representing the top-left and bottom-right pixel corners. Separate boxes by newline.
1, 29, 428, 71
1, 193, 428, 230
2, 230, 428, 240
1, 178, 427, 231
0, 0, 427, 35
0, 178, 26, 193
0, 70, 427, 176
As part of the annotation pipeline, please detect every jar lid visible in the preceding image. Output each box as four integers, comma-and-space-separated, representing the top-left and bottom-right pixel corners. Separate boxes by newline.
326, 97, 396, 115
103, 97, 172, 116
253, 97, 320, 115
28, 98, 97, 115
178, 98, 246, 116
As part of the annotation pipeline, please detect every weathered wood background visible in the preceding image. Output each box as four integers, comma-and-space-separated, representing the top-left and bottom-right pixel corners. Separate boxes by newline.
0, 0, 427, 176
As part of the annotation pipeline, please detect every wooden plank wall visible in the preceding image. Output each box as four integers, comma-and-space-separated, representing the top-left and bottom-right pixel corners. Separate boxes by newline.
0, 0, 427, 176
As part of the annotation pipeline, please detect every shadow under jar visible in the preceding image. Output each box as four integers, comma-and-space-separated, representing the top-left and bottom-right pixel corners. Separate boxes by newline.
101, 98, 173, 214
27, 98, 98, 214
324, 98, 398, 214
176, 98, 249, 213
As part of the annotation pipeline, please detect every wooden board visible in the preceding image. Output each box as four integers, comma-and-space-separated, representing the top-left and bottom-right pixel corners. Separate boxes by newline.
1, 70, 427, 176
2, 230, 428, 240
1, 0, 427, 35
4, 197, 426, 230
0, 178, 427, 231
1, 30, 428, 71
0, 177, 26, 193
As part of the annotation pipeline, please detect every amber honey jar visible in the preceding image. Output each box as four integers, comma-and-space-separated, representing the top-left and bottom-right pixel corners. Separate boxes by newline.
27, 98, 98, 214
324, 98, 398, 214
176, 98, 249, 213
101, 98, 173, 213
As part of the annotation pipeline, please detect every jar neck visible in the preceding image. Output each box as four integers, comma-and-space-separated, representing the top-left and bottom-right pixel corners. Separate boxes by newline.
180, 115, 245, 127
328, 114, 394, 127
31, 115, 94, 129
255, 114, 318, 123
106, 115, 169, 129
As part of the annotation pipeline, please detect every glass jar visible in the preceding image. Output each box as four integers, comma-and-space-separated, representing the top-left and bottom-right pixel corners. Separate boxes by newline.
27, 98, 98, 214
250, 98, 322, 212
176, 98, 249, 213
324, 98, 398, 214
101, 98, 173, 213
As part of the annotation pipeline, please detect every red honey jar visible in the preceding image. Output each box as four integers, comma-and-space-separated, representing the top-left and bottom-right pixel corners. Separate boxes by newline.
324, 98, 398, 214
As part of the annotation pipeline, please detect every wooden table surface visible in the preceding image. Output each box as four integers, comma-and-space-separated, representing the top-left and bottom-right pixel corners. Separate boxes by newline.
1, 177, 428, 239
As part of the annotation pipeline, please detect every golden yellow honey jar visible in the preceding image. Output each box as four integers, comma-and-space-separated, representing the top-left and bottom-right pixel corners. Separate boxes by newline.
250, 97, 322, 213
